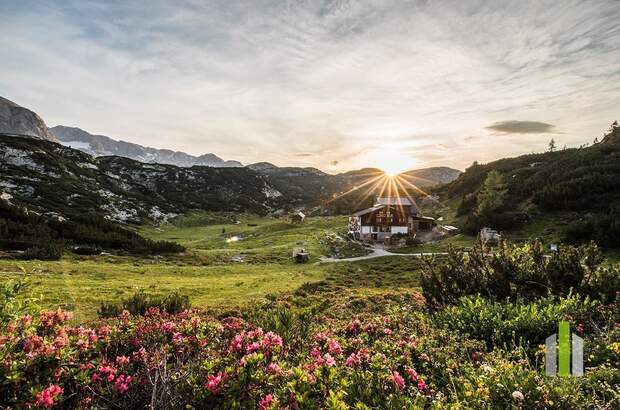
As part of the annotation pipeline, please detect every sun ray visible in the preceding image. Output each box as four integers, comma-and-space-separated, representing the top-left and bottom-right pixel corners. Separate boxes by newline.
356, 175, 388, 208
394, 174, 431, 197
325, 174, 385, 204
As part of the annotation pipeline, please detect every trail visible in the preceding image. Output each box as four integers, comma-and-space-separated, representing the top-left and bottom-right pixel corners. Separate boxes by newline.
318, 244, 447, 263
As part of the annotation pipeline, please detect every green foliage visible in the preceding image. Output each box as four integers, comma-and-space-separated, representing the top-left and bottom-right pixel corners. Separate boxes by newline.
0, 269, 39, 325
0, 199, 184, 256
563, 206, 620, 248
437, 123, 620, 246
433, 294, 599, 349
98, 290, 191, 318
22, 242, 63, 260
475, 170, 508, 218
421, 239, 616, 306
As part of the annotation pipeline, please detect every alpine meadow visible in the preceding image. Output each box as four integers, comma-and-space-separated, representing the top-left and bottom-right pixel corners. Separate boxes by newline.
1, 1, 619, 409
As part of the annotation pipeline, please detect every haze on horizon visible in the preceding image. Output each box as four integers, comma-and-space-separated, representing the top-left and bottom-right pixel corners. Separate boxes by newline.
1, 0, 619, 173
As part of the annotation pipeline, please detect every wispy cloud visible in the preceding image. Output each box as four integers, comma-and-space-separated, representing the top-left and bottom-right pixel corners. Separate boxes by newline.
485, 121, 555, 134
1, 0, 619, 171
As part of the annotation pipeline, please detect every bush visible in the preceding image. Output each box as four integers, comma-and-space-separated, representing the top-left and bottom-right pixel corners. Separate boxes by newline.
421, 239, 612, 306
22, 243, 63, 260
98, 290, 191, 318
432, 294, 600, 350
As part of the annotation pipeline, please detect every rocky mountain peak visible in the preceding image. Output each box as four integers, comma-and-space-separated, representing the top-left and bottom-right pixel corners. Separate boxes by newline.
0, 96, 58, 142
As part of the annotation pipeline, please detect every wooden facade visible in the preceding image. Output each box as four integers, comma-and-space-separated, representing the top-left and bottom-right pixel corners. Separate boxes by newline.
348, 197, 434, 242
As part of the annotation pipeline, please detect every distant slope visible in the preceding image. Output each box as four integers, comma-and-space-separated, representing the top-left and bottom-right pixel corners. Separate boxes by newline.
0, 134, 284, 223
0, 96, 58, 141
246, 164, 461, 214
400, 167, 462, 187
51, 125, 243, 168
434, 122, 620, 245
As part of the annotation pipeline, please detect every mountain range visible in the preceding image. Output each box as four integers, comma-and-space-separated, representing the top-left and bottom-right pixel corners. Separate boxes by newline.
51, 125, 243, 168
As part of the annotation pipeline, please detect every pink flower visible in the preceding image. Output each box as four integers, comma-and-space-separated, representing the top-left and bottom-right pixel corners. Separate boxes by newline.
95, 364, 117, 382
323, 353, 336, 367
419, 353, 430, 362
261, 332, 283, 351
115, 356, 130, 366
266, 363, 282, 375
114, 374, 132, 394
405, 367, 418, 381
258, 394, 274, 410
132, 347, 148, 363
417, 379, 427, 391
35, 385, 63, 408
327, 339, 342, 355
346, 319, 361, 335
345, 353, 360, 367
161, 321, 176, 333
392, 371, 405, 392
206, 372, 225, 394
310, 347, 321, 358
228, 334, 244, 353
383, 328, 393, 336
246, 341, 261, 354
248, 328, 264, 339
20, 315, 33, 326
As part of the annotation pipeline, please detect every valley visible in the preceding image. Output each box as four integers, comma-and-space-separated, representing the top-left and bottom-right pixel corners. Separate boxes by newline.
0, 214, 426, 321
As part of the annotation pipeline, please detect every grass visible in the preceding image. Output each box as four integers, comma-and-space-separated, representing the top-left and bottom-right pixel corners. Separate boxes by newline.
0, 214, 413, 321
4, 211, 617, 322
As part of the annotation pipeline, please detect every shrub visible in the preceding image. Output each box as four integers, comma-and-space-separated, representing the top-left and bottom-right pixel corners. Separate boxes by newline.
432, 294, 600, 350
98, 290, 191, 318
421, 239, 611, 306
22, 242, 63, 260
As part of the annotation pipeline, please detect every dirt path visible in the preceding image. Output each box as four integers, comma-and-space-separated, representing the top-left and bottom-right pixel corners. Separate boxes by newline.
318, 245, 447, 263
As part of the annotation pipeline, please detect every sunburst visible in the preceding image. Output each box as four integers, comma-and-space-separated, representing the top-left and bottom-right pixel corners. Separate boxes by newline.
326, 169, 434, 212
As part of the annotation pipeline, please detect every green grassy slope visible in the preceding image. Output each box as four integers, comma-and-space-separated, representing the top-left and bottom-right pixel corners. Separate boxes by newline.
433, 123, 620, 246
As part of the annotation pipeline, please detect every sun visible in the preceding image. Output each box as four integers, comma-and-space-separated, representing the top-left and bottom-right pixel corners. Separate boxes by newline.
362, 148, 415, 177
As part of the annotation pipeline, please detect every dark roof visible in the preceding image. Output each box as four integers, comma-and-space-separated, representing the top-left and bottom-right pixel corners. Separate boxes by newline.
375, 197, 414, 206
375, 196, 420, 214
351, 205, 384, 217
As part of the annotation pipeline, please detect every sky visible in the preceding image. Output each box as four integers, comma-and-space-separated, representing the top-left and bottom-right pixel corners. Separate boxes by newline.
1, 0, 619, 173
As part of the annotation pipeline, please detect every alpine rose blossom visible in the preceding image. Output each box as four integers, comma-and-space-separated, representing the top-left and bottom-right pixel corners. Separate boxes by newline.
206, 372, 226, 394
35, 385, 63, 408
327, 339, 342, 355
392, 371, 405, 391
258, 394, 274, 410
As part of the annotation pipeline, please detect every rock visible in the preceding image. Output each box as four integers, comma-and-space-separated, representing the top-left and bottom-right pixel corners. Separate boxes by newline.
0, 96, 58, 141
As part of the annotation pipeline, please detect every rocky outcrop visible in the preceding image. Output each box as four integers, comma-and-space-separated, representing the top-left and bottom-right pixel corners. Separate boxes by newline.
0, 96, 58, 141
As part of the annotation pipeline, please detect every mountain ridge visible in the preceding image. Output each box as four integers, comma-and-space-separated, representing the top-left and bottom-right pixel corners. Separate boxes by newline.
51, 125, 243, 168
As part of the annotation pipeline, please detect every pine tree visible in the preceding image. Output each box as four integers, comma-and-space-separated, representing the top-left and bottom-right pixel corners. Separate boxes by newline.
475, 170, 508, 218
548, 138, 556, 152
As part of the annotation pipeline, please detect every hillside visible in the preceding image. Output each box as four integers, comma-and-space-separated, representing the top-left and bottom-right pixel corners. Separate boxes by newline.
0, 134, 285, 222
51, 125, 243, 168
435, 122, 620, 245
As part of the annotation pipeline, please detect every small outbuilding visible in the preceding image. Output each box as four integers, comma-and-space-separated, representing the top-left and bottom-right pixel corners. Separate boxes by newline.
480, 227, 501, 242
292, 246, 309, 263
290, 211, 306, 224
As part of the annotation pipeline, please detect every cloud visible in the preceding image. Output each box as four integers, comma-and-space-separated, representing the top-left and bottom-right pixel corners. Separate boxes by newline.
1, 0, 619, 172
485, 121, 556, 134
295, 153, 313, 157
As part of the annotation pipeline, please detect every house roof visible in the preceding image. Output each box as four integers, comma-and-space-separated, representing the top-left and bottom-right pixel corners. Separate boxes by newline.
375, 197, 420, 213
375, 197, 414, 206
351, 205, 384, 217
